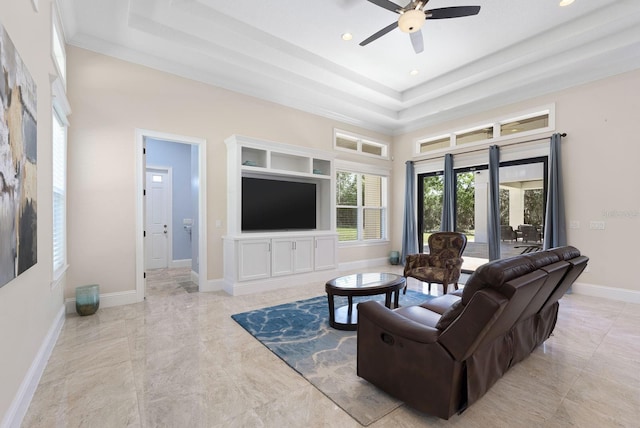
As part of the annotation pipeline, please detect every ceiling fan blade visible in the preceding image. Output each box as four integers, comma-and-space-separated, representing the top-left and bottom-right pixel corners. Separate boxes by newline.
359, 21, 399, 46
365, 0, 402, 13
425, 6, 481, 19
410, 30, 424, 53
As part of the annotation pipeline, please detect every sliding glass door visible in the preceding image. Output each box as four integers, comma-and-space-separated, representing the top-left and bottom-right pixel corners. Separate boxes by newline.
418, 157, 547, 269
417, 172, 443, 250
497, 157, 547, 259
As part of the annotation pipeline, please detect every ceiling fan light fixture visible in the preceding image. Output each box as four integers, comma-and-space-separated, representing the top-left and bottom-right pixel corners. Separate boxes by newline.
398, 9, 425, 33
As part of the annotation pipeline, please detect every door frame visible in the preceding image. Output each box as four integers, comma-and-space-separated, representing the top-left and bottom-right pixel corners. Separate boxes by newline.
135, 129, 207, 300
145, 166, 173, 270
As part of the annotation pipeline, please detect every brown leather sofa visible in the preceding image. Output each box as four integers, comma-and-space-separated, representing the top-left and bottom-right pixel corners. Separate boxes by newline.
356, 246, 588, 419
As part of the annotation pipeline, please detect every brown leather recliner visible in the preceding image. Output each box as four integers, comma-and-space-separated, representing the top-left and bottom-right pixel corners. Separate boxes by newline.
403, 232, 467, 294
357, 246, 588, 419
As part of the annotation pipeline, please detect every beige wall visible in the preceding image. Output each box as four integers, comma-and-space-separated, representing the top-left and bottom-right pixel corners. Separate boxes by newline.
0, 0, 66, 422
65, 46, 393, 297
392, 69, 640, 293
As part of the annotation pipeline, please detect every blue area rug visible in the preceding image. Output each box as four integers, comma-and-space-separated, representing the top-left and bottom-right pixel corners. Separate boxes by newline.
231, 290, 433, 426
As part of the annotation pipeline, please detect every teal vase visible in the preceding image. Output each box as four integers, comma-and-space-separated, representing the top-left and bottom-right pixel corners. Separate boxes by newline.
76, 284, 100, 316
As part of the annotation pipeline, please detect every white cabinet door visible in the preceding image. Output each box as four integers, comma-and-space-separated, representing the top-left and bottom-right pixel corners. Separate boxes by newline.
314, 236, 337, 270
293, 237, 314, 273
272, 237, 314, 276
238, 239, 271, 281
271, 239, 294, 277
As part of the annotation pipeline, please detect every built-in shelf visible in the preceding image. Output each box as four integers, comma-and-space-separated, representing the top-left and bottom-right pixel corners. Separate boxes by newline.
239, 143, 331, 178
271, 152, 308, 174
224, 135, 339, 295
313, 158, 331, 176
241, 147, 267, 168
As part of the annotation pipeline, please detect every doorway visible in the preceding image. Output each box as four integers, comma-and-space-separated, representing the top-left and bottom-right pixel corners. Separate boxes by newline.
135, 129, 207, 301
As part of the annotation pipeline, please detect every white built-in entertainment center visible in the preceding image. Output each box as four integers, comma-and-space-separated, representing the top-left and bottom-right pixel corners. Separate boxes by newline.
223, 135, 338, 295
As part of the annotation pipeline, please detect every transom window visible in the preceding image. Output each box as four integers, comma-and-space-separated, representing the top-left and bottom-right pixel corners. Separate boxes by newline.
416, 107, 554, 155
334, 130, 389, 159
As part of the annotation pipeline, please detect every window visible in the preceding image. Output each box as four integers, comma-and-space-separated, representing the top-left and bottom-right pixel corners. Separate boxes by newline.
419, 135, 450, 153
51, 5, 70, 282
417, 172, 444, 242
455, 126, 493, 145
415, 106, 554, 155
500, 113, 549, 135
336, 171, 387, 242
52, 110, 67, 277
52, 7, 66, 85
334, 130, 389, 159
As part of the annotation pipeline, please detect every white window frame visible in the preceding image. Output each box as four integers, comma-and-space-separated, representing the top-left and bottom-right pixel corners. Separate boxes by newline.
414, 104, 555, 156
335, 160, 390, 245
51, 2, 66, 87
52, 76, 71, 285
334, 129, 389, 160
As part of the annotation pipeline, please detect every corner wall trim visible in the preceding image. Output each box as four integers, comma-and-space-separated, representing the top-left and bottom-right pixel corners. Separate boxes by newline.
200, 278, 225, 293
1, 305, 65, 428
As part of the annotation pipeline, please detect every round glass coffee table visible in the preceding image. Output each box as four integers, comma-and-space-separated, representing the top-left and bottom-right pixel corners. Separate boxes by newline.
325, 272, 406, 331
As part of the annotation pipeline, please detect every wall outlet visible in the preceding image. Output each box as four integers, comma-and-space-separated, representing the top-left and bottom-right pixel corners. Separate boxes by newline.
569, 221, 580, 229
589, 221, 605, 230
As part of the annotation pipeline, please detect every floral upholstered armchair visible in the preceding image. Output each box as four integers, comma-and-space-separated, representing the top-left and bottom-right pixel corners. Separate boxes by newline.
403, 232, 467, 294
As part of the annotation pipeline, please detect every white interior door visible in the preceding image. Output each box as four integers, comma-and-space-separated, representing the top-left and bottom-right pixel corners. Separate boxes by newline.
146, 169, 170, 269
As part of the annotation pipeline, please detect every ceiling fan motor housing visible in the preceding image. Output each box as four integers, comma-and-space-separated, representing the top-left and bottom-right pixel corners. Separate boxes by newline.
398, 9, 425, 33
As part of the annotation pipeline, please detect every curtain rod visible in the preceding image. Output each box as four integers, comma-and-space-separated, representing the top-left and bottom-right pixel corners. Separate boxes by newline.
413, 132, 567, 163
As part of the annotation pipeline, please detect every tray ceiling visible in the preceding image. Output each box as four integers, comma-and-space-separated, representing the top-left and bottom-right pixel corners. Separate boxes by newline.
58, 0, 640, 134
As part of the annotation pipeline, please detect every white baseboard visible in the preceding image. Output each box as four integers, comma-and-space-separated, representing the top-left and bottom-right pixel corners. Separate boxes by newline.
338, 257, 391, 273
222, 268, 339, 296
64, 290, 138, 314
1, 305, 65, 428
170, 259, 192, 268
572, 281, 640, 304
191, 270, 198, 285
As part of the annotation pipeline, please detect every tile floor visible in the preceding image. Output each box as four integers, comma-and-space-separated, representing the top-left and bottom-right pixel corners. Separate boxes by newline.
22, 266, 640, 427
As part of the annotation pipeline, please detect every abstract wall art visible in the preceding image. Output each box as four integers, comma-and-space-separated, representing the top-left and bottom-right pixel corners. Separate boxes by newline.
0, 22, 38, 288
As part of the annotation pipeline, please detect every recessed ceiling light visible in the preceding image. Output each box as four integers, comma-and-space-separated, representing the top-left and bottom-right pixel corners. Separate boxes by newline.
559, 0, 575, 6
341, 33, 353, 41
410, 69, 419, 76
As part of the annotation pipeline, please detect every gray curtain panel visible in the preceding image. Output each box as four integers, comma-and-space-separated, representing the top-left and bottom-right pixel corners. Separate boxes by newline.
543, 133, 567, 249
441, 153, 455, 232
401, 161, 419, 262
488, 145, 501, 260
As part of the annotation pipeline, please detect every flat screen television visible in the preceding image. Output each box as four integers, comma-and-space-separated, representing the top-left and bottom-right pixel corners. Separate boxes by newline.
242, 177, 317, 231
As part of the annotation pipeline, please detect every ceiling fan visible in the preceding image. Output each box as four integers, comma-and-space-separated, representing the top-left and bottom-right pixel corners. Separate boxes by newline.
360, 0, 481, 53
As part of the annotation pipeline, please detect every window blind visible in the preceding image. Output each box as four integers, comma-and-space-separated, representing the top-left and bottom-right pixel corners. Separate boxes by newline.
52, 111, 66, 275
